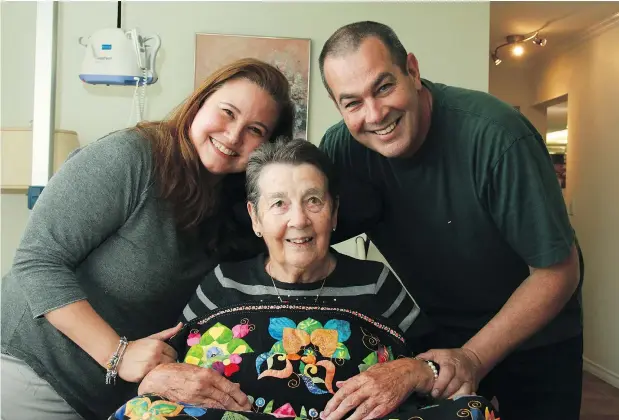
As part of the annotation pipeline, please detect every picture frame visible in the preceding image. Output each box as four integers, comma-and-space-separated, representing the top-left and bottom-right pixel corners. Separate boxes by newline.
194, 33, 311, 140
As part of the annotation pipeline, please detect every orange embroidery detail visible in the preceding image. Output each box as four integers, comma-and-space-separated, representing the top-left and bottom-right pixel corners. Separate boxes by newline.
310, 329, 338, 358
283, 328, 310, 354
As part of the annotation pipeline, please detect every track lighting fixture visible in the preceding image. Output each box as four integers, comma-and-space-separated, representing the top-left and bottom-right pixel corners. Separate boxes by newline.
532, 36, 547, 47
491, 52, 501, 66
490, 31, 547, 66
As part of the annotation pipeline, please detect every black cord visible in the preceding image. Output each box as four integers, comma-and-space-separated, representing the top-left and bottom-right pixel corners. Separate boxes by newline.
116, 1, 121, 29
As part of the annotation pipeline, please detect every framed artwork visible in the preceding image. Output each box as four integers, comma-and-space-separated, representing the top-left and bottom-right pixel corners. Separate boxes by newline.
194, 33, 311, 140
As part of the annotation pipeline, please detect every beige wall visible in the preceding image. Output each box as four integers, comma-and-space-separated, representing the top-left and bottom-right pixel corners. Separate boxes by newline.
488, 62, 547, 138
1, 1, 490, 275
533, 25, 619, 385
490, 24, 619, 386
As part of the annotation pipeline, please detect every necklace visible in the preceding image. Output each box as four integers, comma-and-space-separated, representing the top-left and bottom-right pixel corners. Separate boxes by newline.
266, 260, 330, 304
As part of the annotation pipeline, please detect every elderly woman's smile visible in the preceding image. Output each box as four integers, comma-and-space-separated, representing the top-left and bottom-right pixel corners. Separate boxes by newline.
286, 236, 314, 245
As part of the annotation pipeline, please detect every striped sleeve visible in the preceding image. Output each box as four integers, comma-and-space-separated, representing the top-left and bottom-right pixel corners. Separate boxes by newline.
180, 268, 220, 323
374, 265, 421, 334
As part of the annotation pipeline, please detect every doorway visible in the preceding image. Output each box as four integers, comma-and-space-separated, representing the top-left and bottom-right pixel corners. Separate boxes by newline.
545, 95, 568, 189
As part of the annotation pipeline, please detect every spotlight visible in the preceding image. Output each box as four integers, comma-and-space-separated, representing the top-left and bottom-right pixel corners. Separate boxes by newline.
512, 45, 524, 56
491, 52, 502, 66
533, 36, 547, 47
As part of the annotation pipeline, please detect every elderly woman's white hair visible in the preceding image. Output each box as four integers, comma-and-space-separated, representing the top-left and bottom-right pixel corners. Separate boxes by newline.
245, 137, 340, 211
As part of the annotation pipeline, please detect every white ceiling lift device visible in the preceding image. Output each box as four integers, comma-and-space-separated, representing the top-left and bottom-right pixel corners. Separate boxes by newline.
78, 2, 161, 122
28, 2, 161, 209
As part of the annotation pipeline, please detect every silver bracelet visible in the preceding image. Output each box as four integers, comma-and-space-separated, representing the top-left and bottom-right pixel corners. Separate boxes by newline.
105, 336, 128, 385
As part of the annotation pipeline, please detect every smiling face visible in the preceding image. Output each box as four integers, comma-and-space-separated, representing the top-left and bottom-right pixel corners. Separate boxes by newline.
248, 162, 338, 273
323, 37, 424, 158
189, 78, 280, 175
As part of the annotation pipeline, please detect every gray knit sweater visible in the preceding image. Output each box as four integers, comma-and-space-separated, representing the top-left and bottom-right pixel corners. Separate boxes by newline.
1, 129, 217, 419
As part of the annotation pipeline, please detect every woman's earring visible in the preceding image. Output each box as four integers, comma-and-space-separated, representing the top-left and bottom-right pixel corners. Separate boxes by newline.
332, 227, 336, 232
255, 232, 262, 237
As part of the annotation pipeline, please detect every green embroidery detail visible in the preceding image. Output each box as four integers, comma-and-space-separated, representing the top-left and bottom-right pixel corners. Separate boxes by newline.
184, 322, 253, 376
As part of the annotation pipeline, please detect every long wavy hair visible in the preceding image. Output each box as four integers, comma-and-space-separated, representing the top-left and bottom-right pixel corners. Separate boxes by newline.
135, 58, 294, 254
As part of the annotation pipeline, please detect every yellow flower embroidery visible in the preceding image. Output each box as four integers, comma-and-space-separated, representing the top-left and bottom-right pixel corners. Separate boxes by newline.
124, 397, 184, 420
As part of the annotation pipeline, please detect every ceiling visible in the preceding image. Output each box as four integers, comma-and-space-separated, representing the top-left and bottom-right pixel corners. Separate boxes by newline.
490, 1, 619, 65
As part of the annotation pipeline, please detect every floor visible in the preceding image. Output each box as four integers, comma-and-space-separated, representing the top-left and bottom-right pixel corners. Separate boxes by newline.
581, 371, 619, 419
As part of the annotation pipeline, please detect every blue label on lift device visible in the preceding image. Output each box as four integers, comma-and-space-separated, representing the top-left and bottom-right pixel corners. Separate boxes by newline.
101, 44, 112, 50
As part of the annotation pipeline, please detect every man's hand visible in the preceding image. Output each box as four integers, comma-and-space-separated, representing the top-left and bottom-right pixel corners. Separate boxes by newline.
423, 244, 581, 400
138, 363, 251, 411
322, 358, 435, 420
414, 348, 483, 399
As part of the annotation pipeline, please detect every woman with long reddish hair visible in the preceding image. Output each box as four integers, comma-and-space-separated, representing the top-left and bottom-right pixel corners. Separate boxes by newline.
0, 58, 294, 420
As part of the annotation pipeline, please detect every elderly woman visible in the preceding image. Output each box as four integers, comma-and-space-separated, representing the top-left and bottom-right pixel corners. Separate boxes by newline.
109, 139, 499, 420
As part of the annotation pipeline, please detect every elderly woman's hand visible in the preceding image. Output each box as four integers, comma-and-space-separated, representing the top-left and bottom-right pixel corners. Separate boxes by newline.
321, 358, 435, 420
138, 363, 252, 411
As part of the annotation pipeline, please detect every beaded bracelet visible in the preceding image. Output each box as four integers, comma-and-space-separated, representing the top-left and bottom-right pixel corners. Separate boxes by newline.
105, 336, 128, 385
414, 356, 440, 380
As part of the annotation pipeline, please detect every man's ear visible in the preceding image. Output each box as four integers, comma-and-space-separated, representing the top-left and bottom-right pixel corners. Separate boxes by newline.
329, 95, 338, 108
406, 53, 422, 90
322, 62, 342, 113
247, 201, 260, 234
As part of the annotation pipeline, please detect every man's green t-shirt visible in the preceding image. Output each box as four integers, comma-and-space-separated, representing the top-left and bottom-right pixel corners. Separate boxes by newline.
319, 79, 582, 350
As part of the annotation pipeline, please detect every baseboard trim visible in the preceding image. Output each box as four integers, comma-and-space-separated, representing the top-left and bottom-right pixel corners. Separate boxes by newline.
584, 357, 619, 389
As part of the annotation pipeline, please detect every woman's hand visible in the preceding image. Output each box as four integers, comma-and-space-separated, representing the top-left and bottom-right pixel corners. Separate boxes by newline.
322, 358, 435, 420
138, 363, 252, 411
117, 323, 183, 383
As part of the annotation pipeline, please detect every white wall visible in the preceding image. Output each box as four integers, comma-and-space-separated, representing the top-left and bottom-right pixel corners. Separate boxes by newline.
1, 1, 490, 275
490, 23, 619, 386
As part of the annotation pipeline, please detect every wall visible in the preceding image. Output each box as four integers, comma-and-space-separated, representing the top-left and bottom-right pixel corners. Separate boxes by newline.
532, 24, 619, 386
1, 1, 490, 276
1, 1, 38, 276
488, 61, 547, 138
490, 23, 619, 386
57, 1, 487, 144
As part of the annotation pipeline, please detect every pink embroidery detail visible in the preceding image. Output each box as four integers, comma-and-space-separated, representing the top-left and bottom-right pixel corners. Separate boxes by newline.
233, 324, 251, 338
187, 329, 201, 346
272, 403, 297, 418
